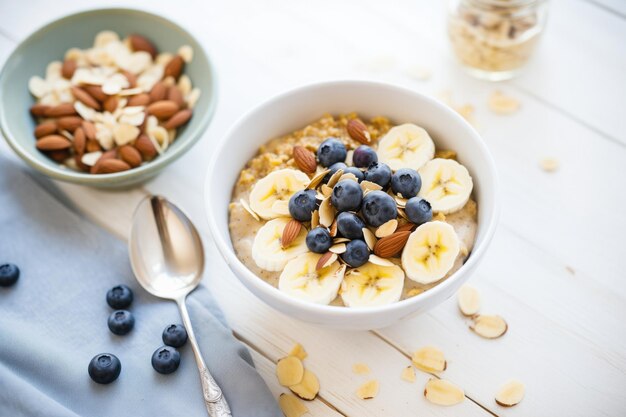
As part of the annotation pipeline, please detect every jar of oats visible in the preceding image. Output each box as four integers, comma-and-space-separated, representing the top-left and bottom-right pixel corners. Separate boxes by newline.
448, 0, 548, 80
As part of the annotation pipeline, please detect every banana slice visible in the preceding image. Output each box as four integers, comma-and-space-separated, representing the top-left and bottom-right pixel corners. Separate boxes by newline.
418, 158, 473, 214
377, 123, 435, 171
249, 169, 310, 219
252, 218, 308, 271
340, 262, 404, 307
279, 253, 345, 305
402, 221, 460, 284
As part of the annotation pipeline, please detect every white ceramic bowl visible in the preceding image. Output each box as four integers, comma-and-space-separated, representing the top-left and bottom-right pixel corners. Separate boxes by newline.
205, 80, 498, 330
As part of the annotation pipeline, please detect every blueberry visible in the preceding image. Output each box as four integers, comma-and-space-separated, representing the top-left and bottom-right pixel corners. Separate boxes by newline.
151, 345, 181, 374
405, 197, 433, 225
88, 353, 121, 384
343, 166, 365, 182
331, 180, 363, 212
361, 190, 398, 227
352, 145, 378, 168
340, 240, 370, 267
391, 168, 422, 198
317, 138, 346, 167
336, 212, 366, 240
323, 162, 347, 183
162, 324, 188, 348
107, 310, 135, 336
0, 263, 19, 287
288, 189, 317, 222
364, 162, 392, 188
106, 284, 133, 309
306, 227, 332, 253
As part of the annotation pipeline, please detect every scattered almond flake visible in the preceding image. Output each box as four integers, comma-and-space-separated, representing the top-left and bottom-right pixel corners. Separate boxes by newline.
333, 237, 350, 244
240, 199, 260, 221
148, 126, 169, 151
155, 52, 174, 66
102, 73, 129, 95
94, 30, 120, 48
329, 243, 347, 254
470, 315, 508, 339
178, 45, 194, 62
434, 212, 446, 221
74, 101, 96, 121
177, 74, 192, 95
352, 363, 371, 375
137, 65, 164, 92
289, 369, 320, 401
424, 378, 464, 406
457, 285, 481, 316
321, 184, 333, 198
29, 76, 49, 98
316, 252, 338, 270
459, 243, 469, 257
362, 228, 377, 250
375, 219, 398, 238
81, 151, 102, 166
59, 130, 74, 141
360, 180, 382, 192
404, 64, 432, 81
369, 254, 395, 267
276, 356, 305, 387
540, 157, 559, 172
401, 366, 416, 383
118, 87, 144, 96
412, 346, 447, 373
397, 208, 409, 221
113, 123, 140, 146
146, 115, 159, 130
315, 191, 325, 200
488, 91, 520, 115
339, 173, 358, 182
121, 51, 153, 75
407, 288, 424, 297
95, 123, 114, 150
329, 219, 338, 237
119, 111, 145, 126
65, 47, 83, 62
394, 194, 408, 208
345, 150, 354, 166
306, 169, 330, 190
46, 61, 62, 80
356, 380, 379, 400
186, 88, 201, 109
272, 200, 291, 217
326, 169, 344, 188
289, 343, 308, 361
40, 93, 60, 106
319, 197, 335, 227
310, 210, 320, 228
278, 393, 308, 417
495, 380, 525, 407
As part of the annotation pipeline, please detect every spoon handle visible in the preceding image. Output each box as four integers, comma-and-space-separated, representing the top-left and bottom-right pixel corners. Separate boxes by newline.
177, 298, 232, 417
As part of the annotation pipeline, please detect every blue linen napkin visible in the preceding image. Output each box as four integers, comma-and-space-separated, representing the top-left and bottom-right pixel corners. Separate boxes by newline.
0, 155, 281, 417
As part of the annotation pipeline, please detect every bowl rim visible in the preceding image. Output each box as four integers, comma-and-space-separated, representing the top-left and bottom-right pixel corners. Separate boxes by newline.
0, 6, 218, 184
205, 79, 500, 317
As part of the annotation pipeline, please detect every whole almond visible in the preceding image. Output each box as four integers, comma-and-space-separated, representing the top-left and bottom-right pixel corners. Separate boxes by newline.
92, 158, 131, 174
118, 145, 142, 168
149, 82, 167, 102
34, 121, 57, 138
45, 103, 77, 118
81, 120, 96, 141
36, 135, 71, 151
122, 70, 137, 88
90, 150, 120, 174
127, 93, 151, 107
84, 85, 108, 102
396, 223, 416, 233
86, 139, 102, 153
71, 86, 101, 110
164, 55, 185, 80
163, 109, 192, 129
73, 127, 86, 155
47, 150, 70, 162
293, 146, 317, 174
57, 116, 83, 132
134, 134, 157, 161
30, 104, 50, 117
167, 86, 185, 108
373, 231, 411, 258
61, 59, 77, 79
281, 219, 302, 248
147, 100, 179, 119
103, 96, 119, 113
347, 119, 372, 144
128, 34, 157, 58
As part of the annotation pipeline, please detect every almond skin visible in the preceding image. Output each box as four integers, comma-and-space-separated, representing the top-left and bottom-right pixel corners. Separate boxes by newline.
347, 119, 372, 144
149, 82, 167, 102
167, 86, 185, 108
316, 251, 337, 271
71, 86, 101, 110
30, 104, 50, 117
396, 223, 416, 233
147, 100, 179, 119
163, 109, 192, 129
36, 135, 72, 151
73, 127, 86, 155
90, 151, 122, 174
86, 139, 102, 153
128, 34, 157, 58
373, 231, 411, 258
293, 146, 317, 174
44, 103, 77, 118
281, 219, 302, 248
127, 93, 151, 107
134, 134, 158, 161
103, 96, 119, 113
164, 55, 185, 80
118, 145, 142, 168
81, 120, 96, 141
92, 158, 131, 174
61, 59, 77, 79
84, 85, 108, 102
57, 116, 83, 132
47, 150, 70, 162
34, 121, 57, 138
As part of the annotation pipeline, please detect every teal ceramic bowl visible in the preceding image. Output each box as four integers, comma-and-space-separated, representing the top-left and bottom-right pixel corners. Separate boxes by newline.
0, 8, 217, 188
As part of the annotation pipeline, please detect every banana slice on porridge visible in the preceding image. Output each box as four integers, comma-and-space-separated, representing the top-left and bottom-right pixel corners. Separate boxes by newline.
249, 168, 310, 219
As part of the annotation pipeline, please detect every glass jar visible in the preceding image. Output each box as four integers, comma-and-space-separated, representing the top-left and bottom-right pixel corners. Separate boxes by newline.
447, 0, 548, 81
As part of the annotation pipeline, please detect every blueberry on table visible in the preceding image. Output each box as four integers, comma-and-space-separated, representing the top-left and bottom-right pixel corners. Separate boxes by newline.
323, 162, 347, 183
391, 168, 422, 198
107, 310, 135, 335
88, 353, 121, 384
352, 145, 378, 168
162, 324, 188, 348
336, 212, 365, 240
317, 138, 347, 167
343, 166, 365, 182
288, 189, 318, 222
106, 284, 133, 309
361, 191, 398, 227
0, 263, 20, 287
405, 197, 433, 226
340, 239, 370, 267
364, 162, 392, 188
306, 227, 332, 254
152, 346, 181, 374
331, 180, 363, 212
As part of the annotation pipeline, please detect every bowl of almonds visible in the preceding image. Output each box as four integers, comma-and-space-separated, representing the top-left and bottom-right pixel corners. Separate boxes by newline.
0, 8, 216, 187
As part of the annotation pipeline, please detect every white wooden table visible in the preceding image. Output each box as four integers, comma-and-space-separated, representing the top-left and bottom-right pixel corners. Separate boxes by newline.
1, 1, 625, 415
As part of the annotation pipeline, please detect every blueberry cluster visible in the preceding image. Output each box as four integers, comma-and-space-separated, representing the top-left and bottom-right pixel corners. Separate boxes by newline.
288, 138, 434, 268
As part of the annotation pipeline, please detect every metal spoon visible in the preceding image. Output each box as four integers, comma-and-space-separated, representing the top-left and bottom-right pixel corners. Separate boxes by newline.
129, 195, 231, 417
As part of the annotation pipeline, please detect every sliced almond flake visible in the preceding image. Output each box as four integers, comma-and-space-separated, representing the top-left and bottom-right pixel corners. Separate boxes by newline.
488, 90, 520, 115
289, 369, 320, 401
397, 208, 409, 221
118, 87, 144, 96
369, 254, 394, 267
29, 76, 49, 98
362, 228, 377, 250
56, 130, 73, 141
178, 74, 192, 95
315, 191, 326, 200
326, 169, 344, 188
319, 197, 335, 227
459, 243, 469, 257
321, 184, 333, 198
146, 115, 159, 130
356, 380, 379, 400
137, 65, 164, 92
307, 169, 330, 190
156, 52, 174, 66
168, 129, 177, 142
470, 315, 508, 339
345, 150, 354, 166
278, 393, 308, 417
375, 219, 398, 238
74, 101, 97, 121
394, 194, 408, 207
102, 73, 130, 95
39, 93, 60, 106
94, 30, 120, 48
316, 252, 338, 270
146, 131, 164, 155
360, 180, 382, 192
95, 123, 114, 150
457, 285, 481, 316
240, 199, 260, 221
540, 157, 559, 172
333, 237, 350, 244
401, 366, 416, 383
289, 343, 308, 361
46, 61, 62, 80
424, 378, 464, 406
339, 173, 358, 182
272, 200, 291, 216
329, 243, 347, 254
148, 126, 169, 151
119, 112, 145, 127
276, 356, 305, 387
113, 123, 140, 147
178, 45, 194, 62
186, 88, 201, 109
329, 219, 338, 237
412, 346, 447, 372
352, 363, 371, 375
495, 380, 525, 407
81, 151, 102, 167
310, 210, 320, 228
